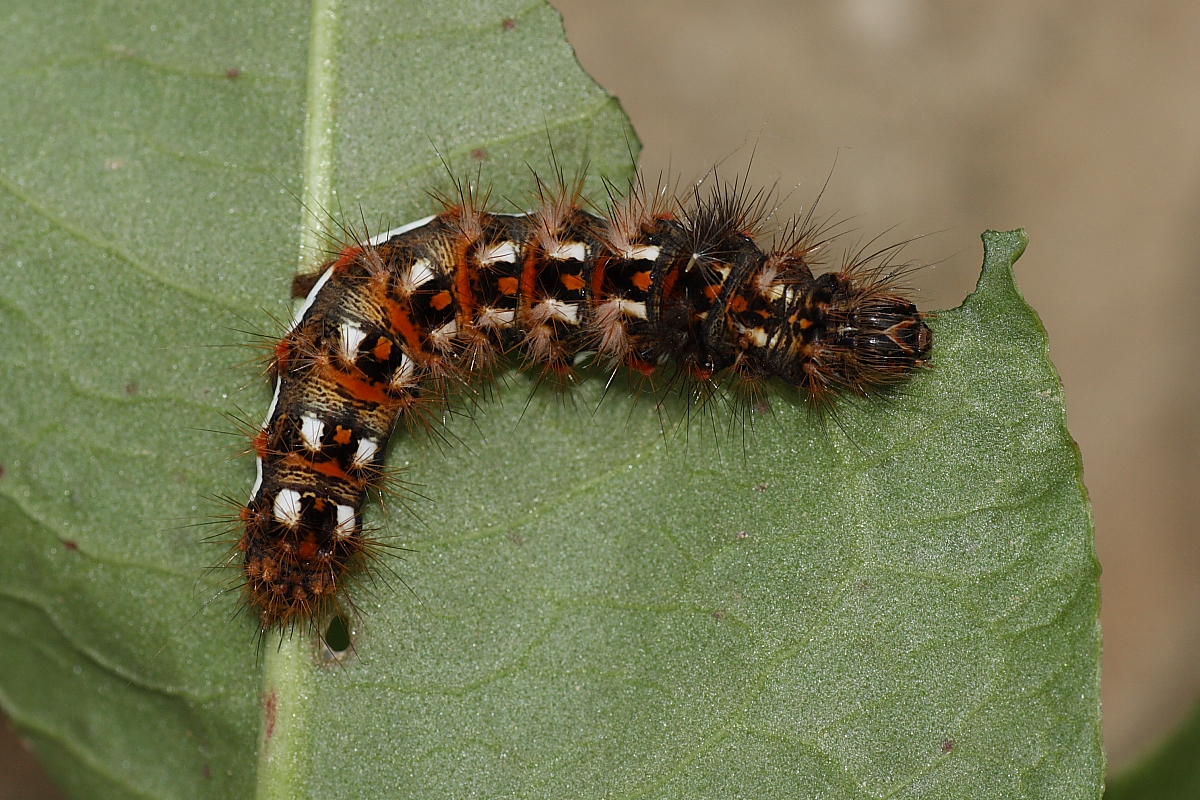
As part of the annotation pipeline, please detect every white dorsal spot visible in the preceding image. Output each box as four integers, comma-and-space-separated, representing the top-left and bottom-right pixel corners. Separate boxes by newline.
432, 319, 458, 339
479, 241, 518, 265
333, 505, 357, 540
542, 299, 580, 324
735, 323, 768, 348
299, 416, 325, 450
619, 299, 648, 319
391, 354, 416, 388
351, 437, 379, 469
549, 241, 586, 261
273, 489, 302, 527
478, 308, 516, 328
402, 258, 436, 291
339, 323, 367, 361
622, 244, 661, 261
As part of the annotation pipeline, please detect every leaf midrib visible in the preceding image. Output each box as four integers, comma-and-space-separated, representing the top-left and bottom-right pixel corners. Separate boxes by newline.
255, 0, 342, 796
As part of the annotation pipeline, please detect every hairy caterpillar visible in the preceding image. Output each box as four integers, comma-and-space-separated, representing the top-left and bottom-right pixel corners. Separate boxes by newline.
235, 173, 932, 633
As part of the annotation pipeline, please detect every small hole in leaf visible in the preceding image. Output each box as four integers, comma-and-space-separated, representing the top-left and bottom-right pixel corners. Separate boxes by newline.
323, 614, 351, 653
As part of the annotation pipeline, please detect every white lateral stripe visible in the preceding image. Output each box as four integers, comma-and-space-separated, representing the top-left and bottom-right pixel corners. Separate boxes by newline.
406, 258, 435, 289
339, 323, 367, 359
479, 241, 518, 264
299, 415, 325, 449
250, 378, 283, 500
292, 266, 334, 328
549, 242, 586, 261
623, 244, 661, 261
273, 489, 302, 526
352, 437, 379, 467
251, 457, 264, 501
333, 504, 356, 538
433, 320, 458, 338
367, 214, 437, 246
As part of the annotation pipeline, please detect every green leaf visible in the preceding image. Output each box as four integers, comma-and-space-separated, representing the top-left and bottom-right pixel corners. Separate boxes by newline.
1106, 696, 1200, 800
0, 3, 1101, 799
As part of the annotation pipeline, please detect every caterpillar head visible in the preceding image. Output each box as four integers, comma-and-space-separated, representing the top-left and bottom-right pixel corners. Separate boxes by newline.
774, 272, 933, 401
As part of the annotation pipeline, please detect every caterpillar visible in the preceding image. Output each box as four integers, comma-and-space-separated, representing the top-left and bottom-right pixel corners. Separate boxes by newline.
236, 173, 933, 633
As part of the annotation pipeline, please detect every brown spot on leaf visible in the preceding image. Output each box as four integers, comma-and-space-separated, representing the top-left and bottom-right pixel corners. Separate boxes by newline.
263, 690, 278, 741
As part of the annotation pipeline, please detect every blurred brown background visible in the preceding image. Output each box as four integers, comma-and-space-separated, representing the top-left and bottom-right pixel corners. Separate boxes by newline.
551, 0, 1200, 780
4, 1, 1197, 796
